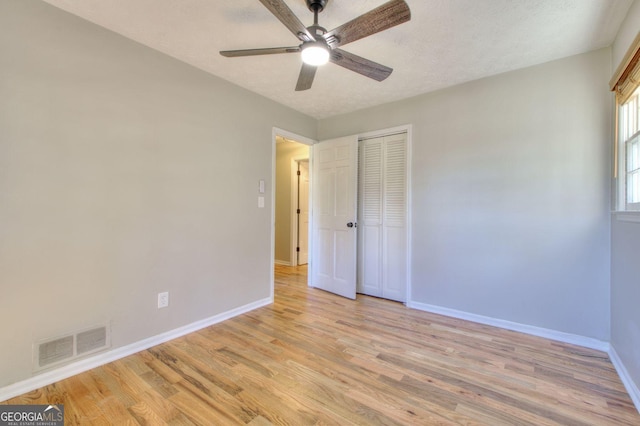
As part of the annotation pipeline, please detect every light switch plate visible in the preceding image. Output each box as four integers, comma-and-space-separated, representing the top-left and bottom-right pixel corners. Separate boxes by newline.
258, 196, 265, 208
258, 179, 265, 194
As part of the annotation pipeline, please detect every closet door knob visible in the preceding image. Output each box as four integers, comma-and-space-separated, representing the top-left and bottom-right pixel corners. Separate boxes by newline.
347, 222, 354, 228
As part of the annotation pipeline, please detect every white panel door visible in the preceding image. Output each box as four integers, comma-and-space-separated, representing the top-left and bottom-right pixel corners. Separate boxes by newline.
311, 135, 358, 299
297, 160, 309, 265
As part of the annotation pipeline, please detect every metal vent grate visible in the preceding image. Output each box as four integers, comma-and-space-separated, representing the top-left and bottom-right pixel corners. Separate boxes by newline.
77, 326, 107, 355
34, 323, 110, 371
38, 336, 74, 367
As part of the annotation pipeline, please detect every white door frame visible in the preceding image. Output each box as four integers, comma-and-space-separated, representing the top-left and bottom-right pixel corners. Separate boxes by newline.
271, 128, 316, 298
271, 125, 412, 305
290, 157, 309, 266
356, 124, 413, 305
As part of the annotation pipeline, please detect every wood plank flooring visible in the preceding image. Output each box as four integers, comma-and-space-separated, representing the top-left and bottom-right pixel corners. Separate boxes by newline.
3, 264, 639, 425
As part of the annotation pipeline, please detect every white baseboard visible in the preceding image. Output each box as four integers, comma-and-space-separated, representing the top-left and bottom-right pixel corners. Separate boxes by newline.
274, 259, 292, 266
407, 301, 610, 352
609, 346, 640, 413
0, 297, 272, 403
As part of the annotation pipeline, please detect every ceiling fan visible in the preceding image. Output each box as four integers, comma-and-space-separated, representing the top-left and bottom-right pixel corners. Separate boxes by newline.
220, 0, 411, 91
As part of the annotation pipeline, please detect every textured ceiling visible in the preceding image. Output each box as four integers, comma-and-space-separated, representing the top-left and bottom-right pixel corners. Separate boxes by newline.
42, 0, 632, 119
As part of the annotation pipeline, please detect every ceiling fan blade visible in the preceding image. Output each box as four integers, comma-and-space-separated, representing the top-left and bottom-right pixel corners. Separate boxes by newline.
330, 49, 392, 82
324, 0, 410, 48
259, 0, 314, 42
295, 63, 317, 91
220, 46, 300, 57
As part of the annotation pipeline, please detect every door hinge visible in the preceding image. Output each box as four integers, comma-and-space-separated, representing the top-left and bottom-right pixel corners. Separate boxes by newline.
297, 170, 301, 176
297, 208, 301, 214
296, 247, 300, 252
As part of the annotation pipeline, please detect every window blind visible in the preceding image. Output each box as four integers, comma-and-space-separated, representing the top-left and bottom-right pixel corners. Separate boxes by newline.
611, 32, 640, 104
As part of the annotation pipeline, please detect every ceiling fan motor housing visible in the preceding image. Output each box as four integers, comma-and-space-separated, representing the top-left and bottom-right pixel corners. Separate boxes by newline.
306, 0, 328, 13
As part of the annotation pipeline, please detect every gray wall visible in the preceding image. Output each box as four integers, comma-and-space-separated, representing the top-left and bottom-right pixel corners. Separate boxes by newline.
610, 0, 640, 400
319, 48, 612, 341
611, 219, 640, 389
612, 0, 640, 69
0, 1, 315, 388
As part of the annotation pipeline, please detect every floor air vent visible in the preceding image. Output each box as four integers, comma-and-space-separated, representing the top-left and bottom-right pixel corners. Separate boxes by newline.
35, 324, 110, 371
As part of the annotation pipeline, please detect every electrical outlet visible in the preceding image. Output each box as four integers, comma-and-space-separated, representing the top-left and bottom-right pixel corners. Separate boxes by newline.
158, 292, 169, 309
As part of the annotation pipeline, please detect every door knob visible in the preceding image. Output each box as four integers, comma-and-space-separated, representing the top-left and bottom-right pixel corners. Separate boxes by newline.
347, 222, 354, 228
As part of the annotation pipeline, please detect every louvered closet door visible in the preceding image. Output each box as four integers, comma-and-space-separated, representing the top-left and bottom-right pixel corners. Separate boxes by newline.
357, 133, 407, 302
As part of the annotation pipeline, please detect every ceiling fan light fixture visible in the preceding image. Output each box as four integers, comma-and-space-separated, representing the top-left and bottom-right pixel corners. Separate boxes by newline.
301, 42, 330, 66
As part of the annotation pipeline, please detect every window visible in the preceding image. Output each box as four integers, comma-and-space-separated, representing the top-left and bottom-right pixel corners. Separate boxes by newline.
611, 33, 640, 212
619, 87, 640, 210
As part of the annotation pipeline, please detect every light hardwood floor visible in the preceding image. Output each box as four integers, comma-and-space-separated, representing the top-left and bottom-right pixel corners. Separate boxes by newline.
3, 264, 639, 425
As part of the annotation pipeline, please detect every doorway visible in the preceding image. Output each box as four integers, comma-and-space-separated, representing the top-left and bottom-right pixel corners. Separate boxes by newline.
274, 133, 311, 267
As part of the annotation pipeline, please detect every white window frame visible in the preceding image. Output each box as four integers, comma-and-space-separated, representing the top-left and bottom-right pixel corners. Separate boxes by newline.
618, 87, 640, 212
611, 32, 640, 219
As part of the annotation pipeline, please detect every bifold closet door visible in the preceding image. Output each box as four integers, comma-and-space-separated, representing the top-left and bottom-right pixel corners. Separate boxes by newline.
357, 133, 407, 302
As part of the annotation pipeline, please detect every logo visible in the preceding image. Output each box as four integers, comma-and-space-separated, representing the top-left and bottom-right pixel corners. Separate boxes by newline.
0, 404, 64, 426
